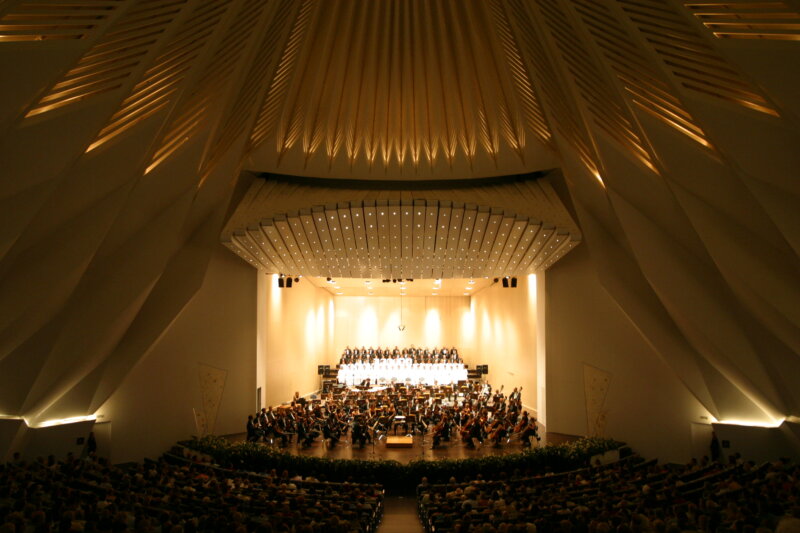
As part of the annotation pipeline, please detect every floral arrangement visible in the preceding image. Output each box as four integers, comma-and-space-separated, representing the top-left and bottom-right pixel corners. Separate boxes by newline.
183, 435, 623, 492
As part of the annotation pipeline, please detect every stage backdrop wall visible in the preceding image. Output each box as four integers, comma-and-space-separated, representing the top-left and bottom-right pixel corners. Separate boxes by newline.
469, 276, 538, 413
258, 274, 334, 408
332, 296, 469, 360
98, 246, 257, 463
545, 243, 715, 462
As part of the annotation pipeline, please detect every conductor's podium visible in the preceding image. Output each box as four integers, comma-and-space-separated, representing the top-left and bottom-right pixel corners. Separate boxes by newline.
385, 435, 413, 448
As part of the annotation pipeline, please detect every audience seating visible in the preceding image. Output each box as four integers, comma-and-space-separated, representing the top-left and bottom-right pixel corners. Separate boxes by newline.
0, 451, 383, 532
417, 456, 798, 533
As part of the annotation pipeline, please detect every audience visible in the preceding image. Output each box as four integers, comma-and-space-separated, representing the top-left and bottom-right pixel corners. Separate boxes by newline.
0, 450, 383, 532
417, 454, 800, 533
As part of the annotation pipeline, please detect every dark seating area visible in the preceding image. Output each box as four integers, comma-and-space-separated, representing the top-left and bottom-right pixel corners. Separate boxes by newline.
0, 451, 383, 532
417, 456, 800, 533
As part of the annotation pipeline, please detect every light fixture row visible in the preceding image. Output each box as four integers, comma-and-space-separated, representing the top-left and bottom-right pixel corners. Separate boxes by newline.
227, 203, 576, 280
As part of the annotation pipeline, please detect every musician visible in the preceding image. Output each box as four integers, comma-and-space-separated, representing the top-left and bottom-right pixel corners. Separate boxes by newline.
352, 417, 371, 449
272, 415, 292, 447
431, 414, 453, 448
323, 419, 340, 448
297, 416, 319, 448
520, 418, 540, 447
465, 414, 485, 449
246, 415, 260, 442
489, 417, 509, 447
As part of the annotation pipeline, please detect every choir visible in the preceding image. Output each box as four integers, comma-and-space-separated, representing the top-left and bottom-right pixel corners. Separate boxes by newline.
337, 346, 467, 386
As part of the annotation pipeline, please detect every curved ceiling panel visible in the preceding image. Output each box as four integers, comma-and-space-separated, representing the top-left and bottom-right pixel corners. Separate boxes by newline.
244, 0, 558, 178
222, 174, 580, 279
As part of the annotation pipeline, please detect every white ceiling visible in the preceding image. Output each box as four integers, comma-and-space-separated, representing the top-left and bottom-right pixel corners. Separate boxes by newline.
223, 175, 580, 279
302, 276, 498, 297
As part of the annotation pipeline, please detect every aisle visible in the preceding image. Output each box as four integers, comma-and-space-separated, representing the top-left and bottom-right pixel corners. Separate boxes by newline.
378, 496, 424, 533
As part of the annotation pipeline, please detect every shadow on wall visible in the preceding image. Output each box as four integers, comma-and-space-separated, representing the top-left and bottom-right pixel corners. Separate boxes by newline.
0, 419, 95, 461
713, 421, 800, 463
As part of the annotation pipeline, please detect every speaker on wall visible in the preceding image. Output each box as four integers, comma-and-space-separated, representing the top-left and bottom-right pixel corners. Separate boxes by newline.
510, 277, 517, 288
317, 365, 325, 375
502, 278, 509, 288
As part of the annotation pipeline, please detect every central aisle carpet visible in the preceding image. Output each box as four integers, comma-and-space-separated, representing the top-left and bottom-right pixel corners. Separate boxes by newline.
378, 496, 424, 533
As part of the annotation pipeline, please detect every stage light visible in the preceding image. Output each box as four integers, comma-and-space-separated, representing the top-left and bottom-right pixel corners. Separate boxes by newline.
294, 277, 300, 283
278, 277, 285, 288
511, 277, 517, 288
286, 277, 293, 288
502, 278, 509, 288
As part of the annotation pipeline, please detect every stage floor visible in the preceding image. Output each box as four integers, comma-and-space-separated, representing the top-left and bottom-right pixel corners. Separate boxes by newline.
228, 432, 543, 464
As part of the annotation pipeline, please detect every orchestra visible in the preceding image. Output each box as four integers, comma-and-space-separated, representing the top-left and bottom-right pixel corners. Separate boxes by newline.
246, 382, 540, 451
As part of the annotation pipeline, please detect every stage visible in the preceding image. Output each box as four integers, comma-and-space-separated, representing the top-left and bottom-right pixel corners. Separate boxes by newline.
229, 431, 543, 465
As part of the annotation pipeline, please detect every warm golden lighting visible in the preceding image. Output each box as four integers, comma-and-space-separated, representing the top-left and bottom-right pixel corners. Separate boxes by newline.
35, 415, 96, 429
424, 308, 442, 345
714, 417, 786, 428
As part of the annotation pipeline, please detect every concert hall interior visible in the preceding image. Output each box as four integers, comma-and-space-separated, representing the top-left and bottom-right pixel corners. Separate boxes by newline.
2, 0, 800, 478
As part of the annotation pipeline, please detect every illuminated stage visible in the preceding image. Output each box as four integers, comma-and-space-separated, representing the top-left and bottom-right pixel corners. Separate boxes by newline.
231, 431, 541, 465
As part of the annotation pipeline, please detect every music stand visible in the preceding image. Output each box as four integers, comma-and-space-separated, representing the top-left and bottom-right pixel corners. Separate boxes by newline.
370, 419, 385, 460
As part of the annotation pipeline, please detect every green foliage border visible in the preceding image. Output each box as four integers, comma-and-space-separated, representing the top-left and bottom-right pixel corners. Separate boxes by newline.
184, 436, 622, 492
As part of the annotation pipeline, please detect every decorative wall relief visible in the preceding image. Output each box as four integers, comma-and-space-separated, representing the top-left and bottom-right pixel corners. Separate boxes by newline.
198, 364, 228, 436
192, 408, 207, 437
583, 364, 611, 437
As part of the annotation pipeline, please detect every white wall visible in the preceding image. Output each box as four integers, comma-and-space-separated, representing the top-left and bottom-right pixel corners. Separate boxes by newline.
97, 246, 257, 463
258, 274, 334, 407
470, 277, 538, 411
545, 244, 714, 462
332, 296, 469, 356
